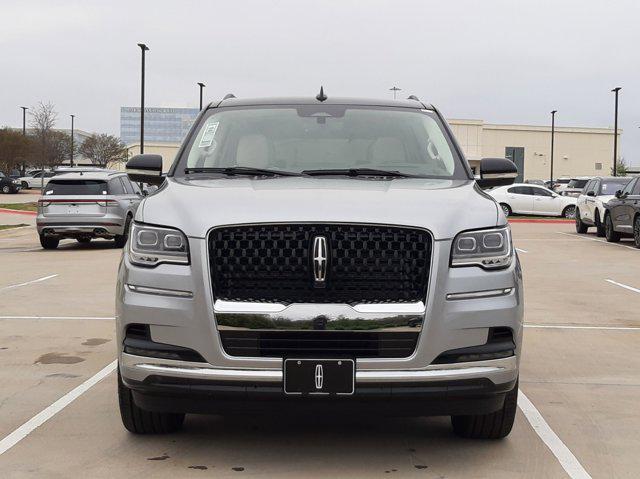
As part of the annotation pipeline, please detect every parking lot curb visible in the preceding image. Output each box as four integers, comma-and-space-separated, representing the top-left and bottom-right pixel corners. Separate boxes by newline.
0, 208, 37, 216
509, 218, 572, 224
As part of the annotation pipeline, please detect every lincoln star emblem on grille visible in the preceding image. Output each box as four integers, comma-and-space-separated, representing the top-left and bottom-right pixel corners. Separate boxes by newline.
315, 364, 324, 389
312, 236, 328, 284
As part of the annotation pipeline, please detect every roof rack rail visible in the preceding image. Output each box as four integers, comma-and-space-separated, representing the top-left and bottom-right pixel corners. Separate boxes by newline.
222, 93, 236, 100
407, 95, 420, 101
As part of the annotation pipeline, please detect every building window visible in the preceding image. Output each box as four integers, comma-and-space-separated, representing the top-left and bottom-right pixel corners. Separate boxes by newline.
595, 162, 602, 170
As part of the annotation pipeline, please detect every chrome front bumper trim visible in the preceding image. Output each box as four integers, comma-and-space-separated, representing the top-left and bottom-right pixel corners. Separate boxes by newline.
213, 300, 426, 332
214, 300, 426, 314
121, 353, 517, 384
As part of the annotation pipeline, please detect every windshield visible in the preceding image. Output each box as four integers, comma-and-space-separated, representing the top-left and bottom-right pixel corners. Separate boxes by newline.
176, 106, 466, 179
567, 179, 588, 188
44, 180, 107, 195
600, 179, 630, 195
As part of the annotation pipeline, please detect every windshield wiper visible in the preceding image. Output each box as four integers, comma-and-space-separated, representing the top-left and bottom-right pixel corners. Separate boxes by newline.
301, 168, 416, 178
184, 166, 300, 177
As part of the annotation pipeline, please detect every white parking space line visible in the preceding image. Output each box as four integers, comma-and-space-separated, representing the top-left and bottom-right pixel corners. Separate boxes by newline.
556, 231, 639, 251
0, 315, 114, 320
0, 274, 58, 292
518, 390, 592, 479
0, 360, 117, 456
605, 279, 640, 294
515, 247, 528, 253
525, 324, 640, 331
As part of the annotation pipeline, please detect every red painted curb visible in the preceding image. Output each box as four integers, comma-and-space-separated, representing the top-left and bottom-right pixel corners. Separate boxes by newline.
508, 218, 572, 224
0, 208, 37, 216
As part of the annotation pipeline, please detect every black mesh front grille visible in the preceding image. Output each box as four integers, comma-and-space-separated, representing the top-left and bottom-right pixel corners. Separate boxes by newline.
219, 330, 419, 358
209, 224, 431, 305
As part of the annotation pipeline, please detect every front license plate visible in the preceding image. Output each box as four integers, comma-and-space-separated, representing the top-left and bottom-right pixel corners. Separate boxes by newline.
284, 359, 355, 395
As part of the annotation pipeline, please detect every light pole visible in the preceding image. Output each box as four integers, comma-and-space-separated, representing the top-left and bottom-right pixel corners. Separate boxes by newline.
70, 114, 75, 168
20, 107, 28, 135
20, 107, 28, 175
550, 110, 557, 189
138, 43, 149, 154
389, 86, 401, 100
198, 82, 206, 110
612, 87, 621, 176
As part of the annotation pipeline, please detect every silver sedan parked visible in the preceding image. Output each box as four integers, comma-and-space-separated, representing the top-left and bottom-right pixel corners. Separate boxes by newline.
36, 171, 143, 249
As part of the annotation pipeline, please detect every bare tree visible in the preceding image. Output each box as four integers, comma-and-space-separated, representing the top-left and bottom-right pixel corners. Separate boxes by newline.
29, 102, 58, 191
79, 134, 129, 168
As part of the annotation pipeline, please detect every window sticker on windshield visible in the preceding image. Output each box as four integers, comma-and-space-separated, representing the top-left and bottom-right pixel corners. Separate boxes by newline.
199, 122, 219, 148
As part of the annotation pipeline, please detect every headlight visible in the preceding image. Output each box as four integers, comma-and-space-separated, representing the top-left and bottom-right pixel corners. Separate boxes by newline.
451, 226, 512, 270
129, 222, 189, 267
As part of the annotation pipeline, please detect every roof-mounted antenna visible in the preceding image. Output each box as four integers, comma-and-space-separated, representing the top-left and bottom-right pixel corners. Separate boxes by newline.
222, 93, 236, 100
316, 86, 327, 102
407, 95, 420, 101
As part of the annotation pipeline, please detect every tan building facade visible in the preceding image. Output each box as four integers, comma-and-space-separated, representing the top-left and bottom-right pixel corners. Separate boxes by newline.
125, 121, 620, 182
123, 143, 181, 172
449, 119, 619, 182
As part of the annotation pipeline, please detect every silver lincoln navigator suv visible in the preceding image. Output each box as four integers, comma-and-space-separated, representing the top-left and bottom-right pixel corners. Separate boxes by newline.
116, 94, 522, 439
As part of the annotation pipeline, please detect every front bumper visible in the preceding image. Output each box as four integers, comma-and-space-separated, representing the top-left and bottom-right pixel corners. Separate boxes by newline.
121, 353, 517, 385
121, 353, 518, 416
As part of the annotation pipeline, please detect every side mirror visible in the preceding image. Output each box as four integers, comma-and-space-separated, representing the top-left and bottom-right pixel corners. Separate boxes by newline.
615, 190, 623, 198
476, 158, 518, 189
126, 154, 164, 186
586, 191, 596, 197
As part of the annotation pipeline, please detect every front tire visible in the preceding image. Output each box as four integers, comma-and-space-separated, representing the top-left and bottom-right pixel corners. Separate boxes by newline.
634, 216, 640, 249
563, 205, 576, 219
500, 203, 512, 217
21, 181, 29, 189
575, 209, 588, 233
451, 380, 518, 439
605, 213, 621, 243
118, 371, 184, 434
40, 234, 59, 250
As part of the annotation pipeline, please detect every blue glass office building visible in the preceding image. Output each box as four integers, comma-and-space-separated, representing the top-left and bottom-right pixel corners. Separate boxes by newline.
120, 107, 199, 145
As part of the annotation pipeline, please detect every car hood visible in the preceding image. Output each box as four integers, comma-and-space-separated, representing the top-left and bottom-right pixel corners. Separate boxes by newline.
138, 177, 501, 240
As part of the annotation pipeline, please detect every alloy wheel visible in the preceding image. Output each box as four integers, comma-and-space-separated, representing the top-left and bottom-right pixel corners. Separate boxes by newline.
564, 205, 576, 219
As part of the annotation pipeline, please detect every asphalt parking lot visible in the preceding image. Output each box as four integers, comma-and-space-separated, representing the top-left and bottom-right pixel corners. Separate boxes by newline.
0, 220, 638, 478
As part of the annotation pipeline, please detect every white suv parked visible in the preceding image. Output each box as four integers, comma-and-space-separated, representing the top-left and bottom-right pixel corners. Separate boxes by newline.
575, 176, 632, 236
489, 183, 577, 218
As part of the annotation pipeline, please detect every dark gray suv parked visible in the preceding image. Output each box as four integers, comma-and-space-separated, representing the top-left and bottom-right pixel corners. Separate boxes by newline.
604, 176, 640, 247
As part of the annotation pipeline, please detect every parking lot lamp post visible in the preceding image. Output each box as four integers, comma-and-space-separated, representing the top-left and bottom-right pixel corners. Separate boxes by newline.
19, 107, 28, 175
550, 110, 557, 188
389, 86, 401, 100
20, 107, 28, 135
138, 43, 149, 154
612, 87, 621, 176
70, 114, 75, 168
198, 82, 206, 110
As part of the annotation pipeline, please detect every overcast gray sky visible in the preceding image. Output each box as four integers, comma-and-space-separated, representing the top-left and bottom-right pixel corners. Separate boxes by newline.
2, 0, 639, 165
